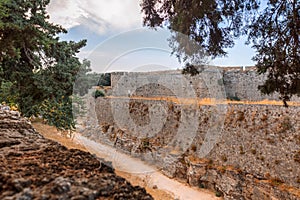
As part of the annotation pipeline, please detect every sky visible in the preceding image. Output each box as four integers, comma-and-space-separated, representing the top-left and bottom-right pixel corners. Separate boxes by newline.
47, 0, 256, 72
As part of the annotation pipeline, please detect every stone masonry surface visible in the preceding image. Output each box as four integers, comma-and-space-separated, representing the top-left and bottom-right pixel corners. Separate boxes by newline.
0, 110, 153, 200
82, 96, 300, 200
109, 67, 300, 101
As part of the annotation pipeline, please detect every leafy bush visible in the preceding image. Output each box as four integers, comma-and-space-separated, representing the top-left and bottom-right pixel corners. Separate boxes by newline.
228, 95, 241, 101
217, 78, 224, 86
0, 81, 17, 106
92, 90, 105, 98
38, 98, 75, 131
97, 73, 111, 86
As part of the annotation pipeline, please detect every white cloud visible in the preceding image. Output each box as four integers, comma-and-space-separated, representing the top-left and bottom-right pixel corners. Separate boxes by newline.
46, 0, 83, 29
47, 0, 143, 34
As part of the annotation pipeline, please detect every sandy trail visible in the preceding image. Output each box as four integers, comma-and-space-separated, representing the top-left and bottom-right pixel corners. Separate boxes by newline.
75, 134, 221, 200
34, 122, 221, 200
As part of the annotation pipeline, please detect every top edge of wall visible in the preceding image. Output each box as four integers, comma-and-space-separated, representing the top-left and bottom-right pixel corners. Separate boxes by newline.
110, 66, 257, 75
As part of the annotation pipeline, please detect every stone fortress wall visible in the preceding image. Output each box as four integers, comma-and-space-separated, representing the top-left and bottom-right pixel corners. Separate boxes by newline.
89, 98, 300, 200
109, 66, 299, 101
82, 66, 300, 199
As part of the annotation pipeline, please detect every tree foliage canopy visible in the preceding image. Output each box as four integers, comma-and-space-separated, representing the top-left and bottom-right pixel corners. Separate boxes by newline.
141, 0, 259, 57
141, 0, 300, 104
73, 59, 111, 96
248, 0, 300, 104
0, 0, 86, 129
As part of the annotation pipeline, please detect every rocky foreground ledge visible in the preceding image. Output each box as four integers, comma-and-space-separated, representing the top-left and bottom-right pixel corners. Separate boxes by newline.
0, 111, 153, 200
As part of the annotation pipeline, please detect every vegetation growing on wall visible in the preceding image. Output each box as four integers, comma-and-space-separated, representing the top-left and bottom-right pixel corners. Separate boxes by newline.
92, 90, 105, 99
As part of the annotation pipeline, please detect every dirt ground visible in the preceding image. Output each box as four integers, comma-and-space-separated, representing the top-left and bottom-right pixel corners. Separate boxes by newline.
33, 122, 174, 200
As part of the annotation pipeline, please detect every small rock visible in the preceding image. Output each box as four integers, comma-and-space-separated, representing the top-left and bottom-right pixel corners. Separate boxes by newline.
51, 177, 71, 195
71, 195, 86, 200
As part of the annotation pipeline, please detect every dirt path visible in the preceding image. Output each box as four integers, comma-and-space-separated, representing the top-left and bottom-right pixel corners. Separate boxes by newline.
33, 122, 221, 200
76, 135, 221, 200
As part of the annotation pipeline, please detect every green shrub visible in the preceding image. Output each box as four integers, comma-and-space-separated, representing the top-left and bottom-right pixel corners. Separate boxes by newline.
217, 78, 224, 86
92, 90, 105, 98
39, 98, 75, 131
199, 182, 205, 188
228, 95, 240, 101
215, 190, 223, 197
97, 73, 111, 86
0, 81, 17, 106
